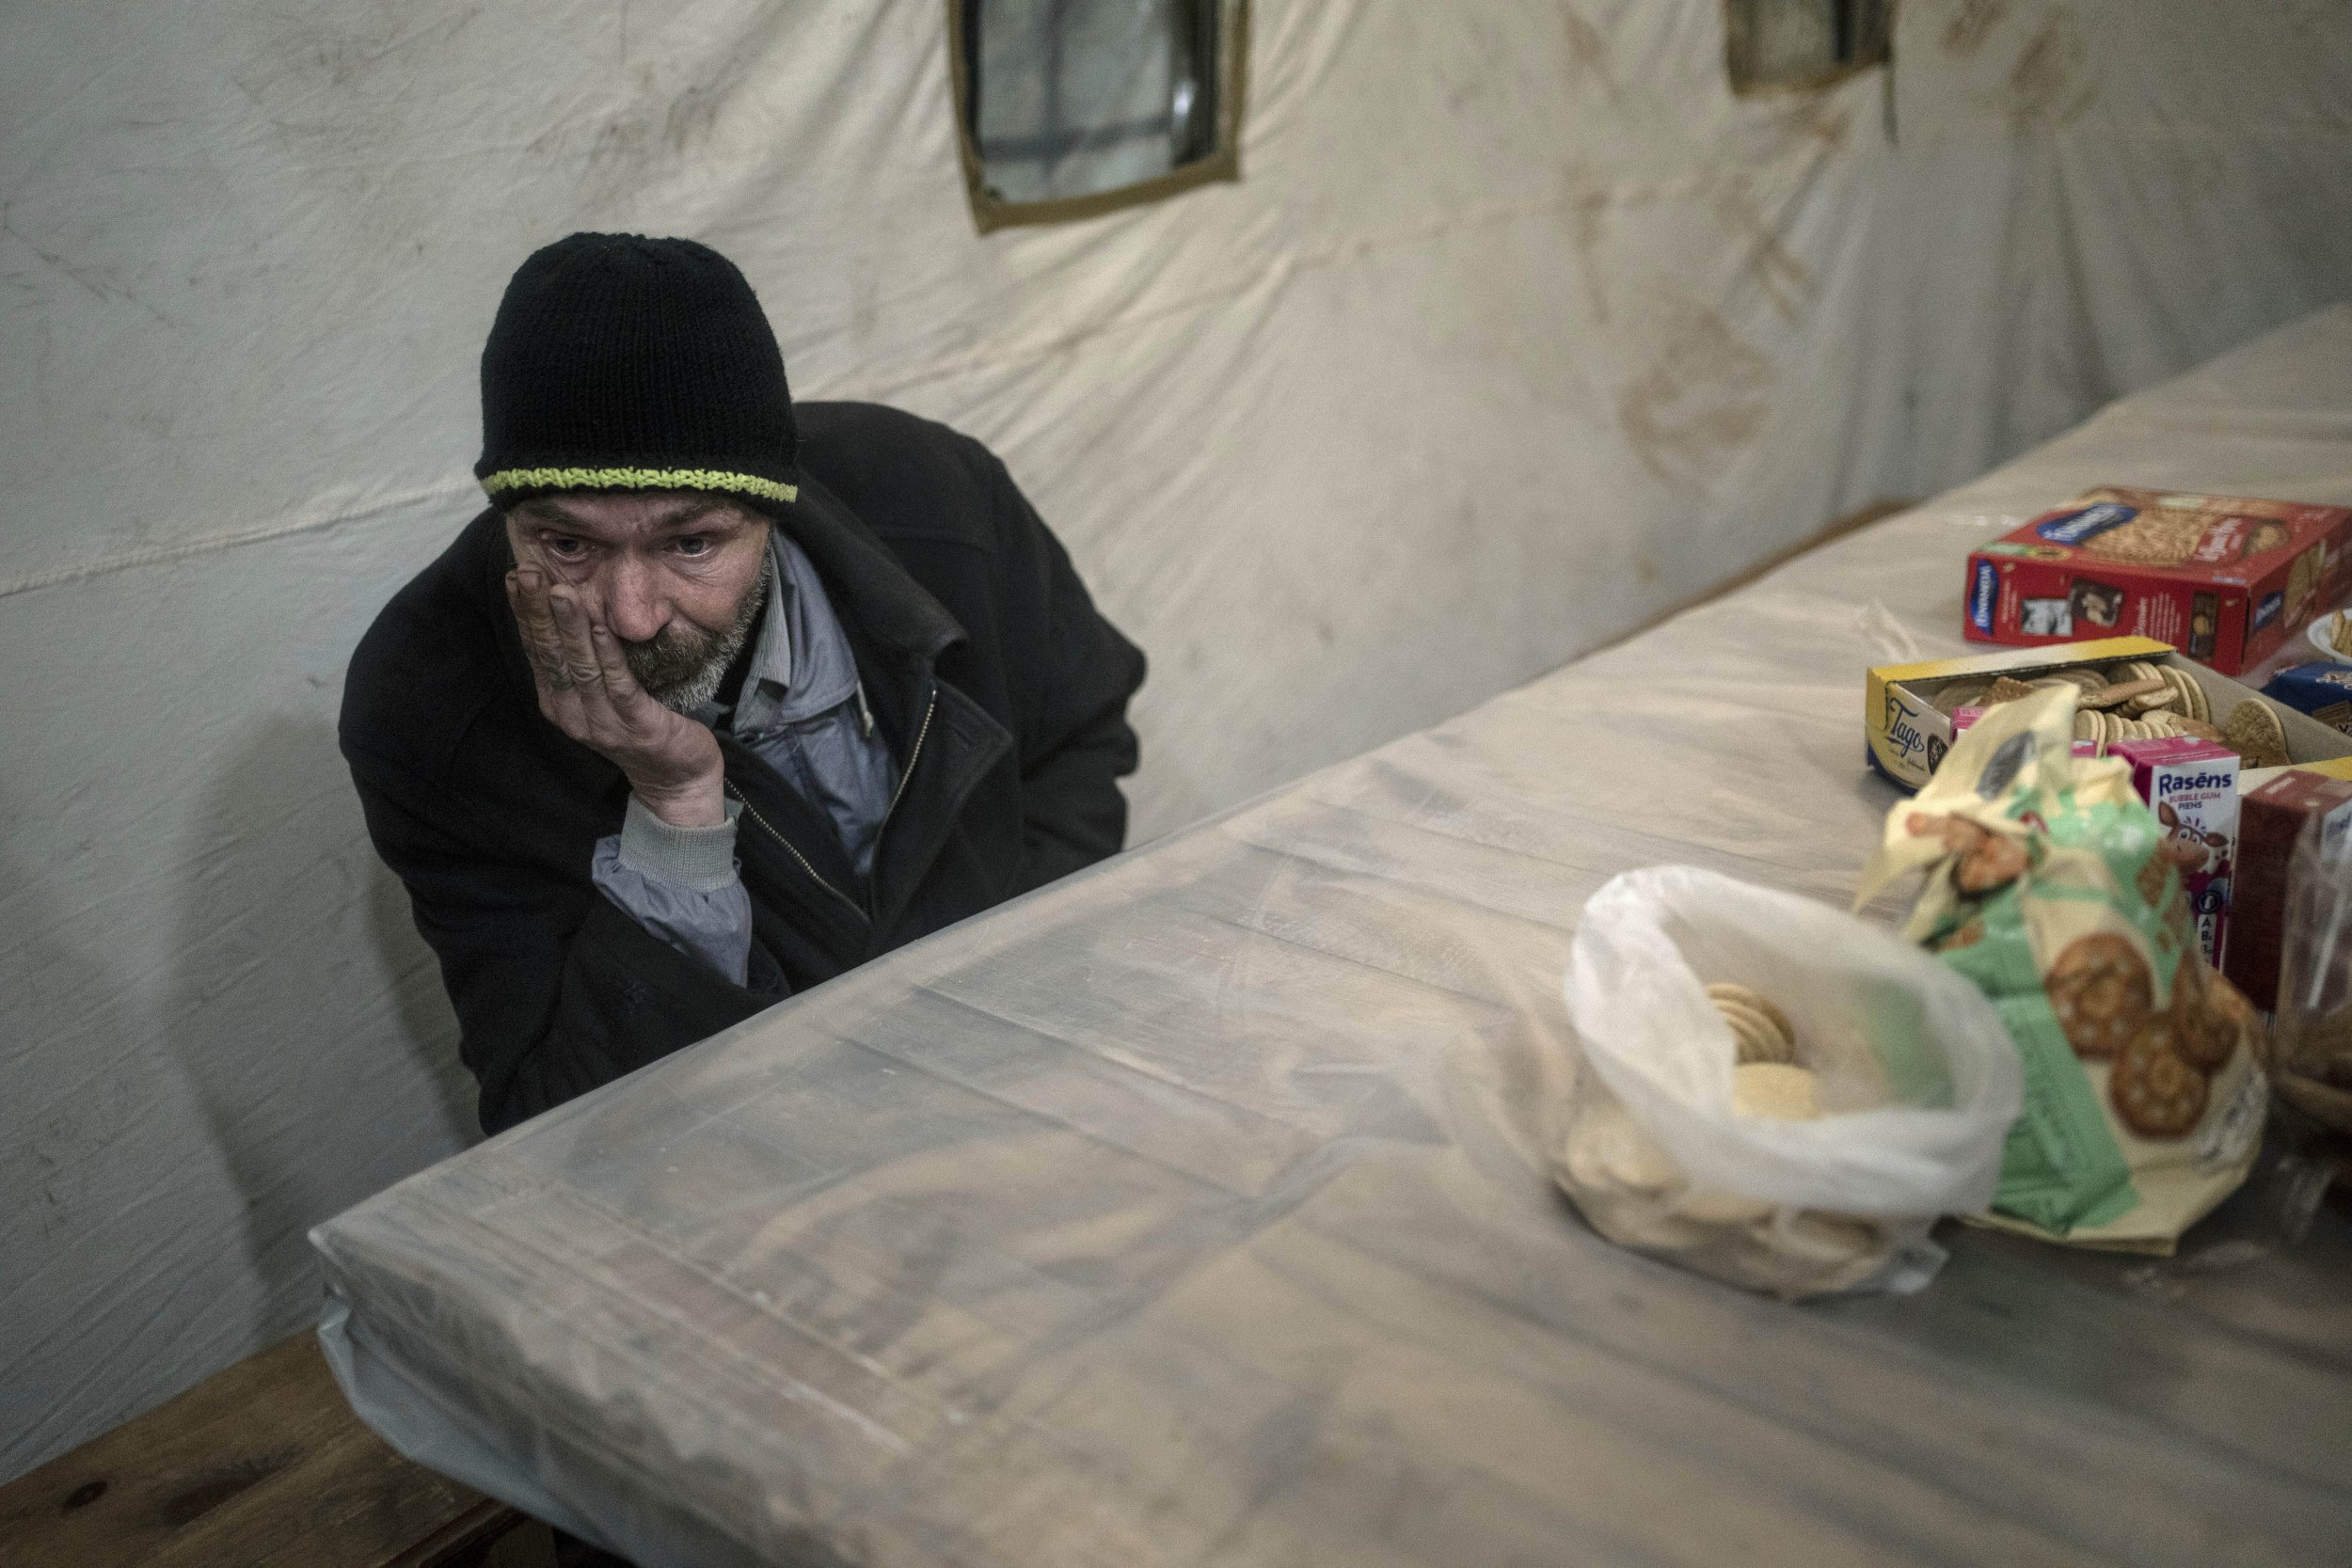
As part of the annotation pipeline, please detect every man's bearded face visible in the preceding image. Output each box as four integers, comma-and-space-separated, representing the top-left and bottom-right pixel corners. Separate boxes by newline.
503, 492, 774, 713
619, 546, 771, 710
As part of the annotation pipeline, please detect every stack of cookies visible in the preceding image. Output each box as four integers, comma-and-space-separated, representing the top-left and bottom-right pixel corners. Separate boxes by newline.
1708, 982, 1824, 1119
1931, 659, 2290, 768
1708, 982, 1795, 1065
1552, 977, 1910, 1293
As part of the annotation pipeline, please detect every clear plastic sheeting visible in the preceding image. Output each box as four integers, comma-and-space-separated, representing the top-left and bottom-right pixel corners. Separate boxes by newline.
315, 310, 2352, 1568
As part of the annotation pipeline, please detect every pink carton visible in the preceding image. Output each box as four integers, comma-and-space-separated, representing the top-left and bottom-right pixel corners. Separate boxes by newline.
2108, 736, 2238, 968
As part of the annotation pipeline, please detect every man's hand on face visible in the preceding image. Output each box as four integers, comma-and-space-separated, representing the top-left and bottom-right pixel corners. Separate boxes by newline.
506, 560, 728, 828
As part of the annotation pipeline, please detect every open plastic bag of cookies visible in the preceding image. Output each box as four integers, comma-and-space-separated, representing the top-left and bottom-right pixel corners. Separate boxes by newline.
1555, 866, 2023, 1299
1857, 684, 2267, 1253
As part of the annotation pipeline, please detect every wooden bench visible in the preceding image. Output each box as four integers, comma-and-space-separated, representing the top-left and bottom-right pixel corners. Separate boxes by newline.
0, 1331, 535, 1568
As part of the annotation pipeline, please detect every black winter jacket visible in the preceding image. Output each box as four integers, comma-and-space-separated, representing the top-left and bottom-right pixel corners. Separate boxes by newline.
342, 403, 1145, 1134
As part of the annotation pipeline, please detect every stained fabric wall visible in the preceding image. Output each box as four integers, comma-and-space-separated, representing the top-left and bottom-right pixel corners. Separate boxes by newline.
4, 0, 2349, 1479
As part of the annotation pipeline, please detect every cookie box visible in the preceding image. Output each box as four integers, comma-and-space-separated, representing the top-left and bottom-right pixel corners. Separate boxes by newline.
2261, 660, 2352, 736
1866, 635, 2352, 793
1963, 486, 2352, 674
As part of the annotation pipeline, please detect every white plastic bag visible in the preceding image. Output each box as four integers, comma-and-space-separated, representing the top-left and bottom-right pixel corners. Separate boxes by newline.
1556, 866, 2024, 1296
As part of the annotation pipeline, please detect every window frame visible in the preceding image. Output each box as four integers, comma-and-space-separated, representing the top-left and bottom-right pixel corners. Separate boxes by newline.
1723, 0, 1890, 97
946, 0, 1251, 233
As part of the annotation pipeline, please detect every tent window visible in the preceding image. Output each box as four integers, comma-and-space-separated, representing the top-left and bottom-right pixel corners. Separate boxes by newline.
949, 0, 1248, 231
1724, 0, 1890, 93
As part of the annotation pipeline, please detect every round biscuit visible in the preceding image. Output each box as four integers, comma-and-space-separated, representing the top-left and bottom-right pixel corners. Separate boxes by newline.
1733, 1063, 1821, 1120
1714, 997, 1769, 1049
2082, 677, 2165, 711
1714, 1000, 1794, 1066
1564, 1099, 1680, 1194
2180, 668, 2211, 722
1931, 678, 1992, 716
1708, 982, 1796, 1046
2225, 700, 2290, 769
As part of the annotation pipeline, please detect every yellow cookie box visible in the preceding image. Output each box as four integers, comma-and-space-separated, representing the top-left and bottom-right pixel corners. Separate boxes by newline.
1867, 636, 2352, 792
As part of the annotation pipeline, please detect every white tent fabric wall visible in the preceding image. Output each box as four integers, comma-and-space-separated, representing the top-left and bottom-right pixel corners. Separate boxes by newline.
1, 0, 2347, 1480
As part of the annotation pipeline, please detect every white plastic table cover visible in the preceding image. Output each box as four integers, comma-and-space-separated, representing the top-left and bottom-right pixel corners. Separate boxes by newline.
314, 309, 2352, 1568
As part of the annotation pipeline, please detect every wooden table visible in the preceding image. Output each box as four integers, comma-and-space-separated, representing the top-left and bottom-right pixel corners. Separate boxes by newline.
0, 1332, 525, 1568
312, 309, 2352, 1566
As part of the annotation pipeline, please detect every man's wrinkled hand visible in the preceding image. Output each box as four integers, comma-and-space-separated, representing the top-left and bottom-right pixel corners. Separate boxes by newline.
506, 562, 726, 828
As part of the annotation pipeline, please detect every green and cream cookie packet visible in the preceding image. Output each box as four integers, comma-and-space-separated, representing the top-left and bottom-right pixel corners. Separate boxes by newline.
1857, 684, 2266, 1253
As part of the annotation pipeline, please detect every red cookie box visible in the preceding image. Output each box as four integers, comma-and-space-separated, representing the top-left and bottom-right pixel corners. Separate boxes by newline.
1963, 487, 2352, 674
2110, 737, 2237, 971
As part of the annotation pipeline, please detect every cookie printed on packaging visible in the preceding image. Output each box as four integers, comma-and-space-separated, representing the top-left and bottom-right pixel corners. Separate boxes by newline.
2046, 933, 2152, 1061
2108, 1026, 2208, 1139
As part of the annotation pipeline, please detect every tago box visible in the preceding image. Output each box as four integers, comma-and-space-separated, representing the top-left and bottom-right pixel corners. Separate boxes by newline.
2109, 737, 2237, 971
1963, 486, 2352, 674
1866, 635, 2352, 792
1867, 637, 2171, 789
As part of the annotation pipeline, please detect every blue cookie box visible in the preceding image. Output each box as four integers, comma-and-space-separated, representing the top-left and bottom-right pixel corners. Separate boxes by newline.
2260, 660, 2352, 734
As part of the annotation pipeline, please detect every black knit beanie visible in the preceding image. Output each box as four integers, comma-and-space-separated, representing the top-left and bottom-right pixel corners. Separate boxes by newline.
475, 233, 799, 516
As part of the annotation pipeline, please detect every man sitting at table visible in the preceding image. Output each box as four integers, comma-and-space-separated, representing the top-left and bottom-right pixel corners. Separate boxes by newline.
342, 232, 1146, 1135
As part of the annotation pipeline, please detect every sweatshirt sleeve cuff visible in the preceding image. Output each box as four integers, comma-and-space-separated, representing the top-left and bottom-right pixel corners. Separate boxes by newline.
616, 794, 742, 891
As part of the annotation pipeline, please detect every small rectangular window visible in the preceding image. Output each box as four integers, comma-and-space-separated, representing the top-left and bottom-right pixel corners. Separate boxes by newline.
1725, 0, 1890, 94
949, 0, 1248, 232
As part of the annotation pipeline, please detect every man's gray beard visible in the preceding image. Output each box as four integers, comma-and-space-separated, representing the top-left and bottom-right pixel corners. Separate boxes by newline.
627, 549, 772, 713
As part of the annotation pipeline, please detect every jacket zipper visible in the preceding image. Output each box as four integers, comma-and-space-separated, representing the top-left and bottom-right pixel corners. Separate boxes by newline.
730, 790, 866, 920
727, 686, 938, 924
